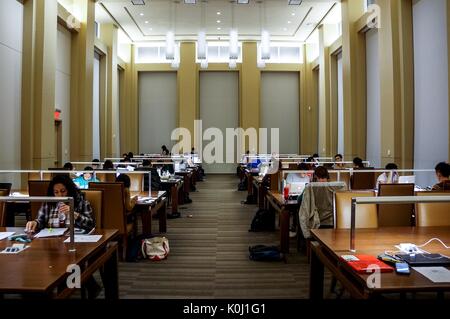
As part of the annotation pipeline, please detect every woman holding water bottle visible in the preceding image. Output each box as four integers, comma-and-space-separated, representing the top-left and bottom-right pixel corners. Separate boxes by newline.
25, 175, 95, 233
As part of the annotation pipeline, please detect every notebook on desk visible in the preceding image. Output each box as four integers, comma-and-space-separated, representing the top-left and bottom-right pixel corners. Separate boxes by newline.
341, 255, 394, 273
395, 253, 450, 267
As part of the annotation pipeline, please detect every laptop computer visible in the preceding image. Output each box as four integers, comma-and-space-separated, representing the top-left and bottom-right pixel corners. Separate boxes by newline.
289, 182, 307, 195
395, 253, 450, 266
399, 175, 415, 184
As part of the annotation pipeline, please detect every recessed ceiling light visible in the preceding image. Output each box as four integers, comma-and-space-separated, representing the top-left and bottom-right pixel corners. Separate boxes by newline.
217, 20, 221, 23
145, 21, 149, 24
237, 0, 250, 4
291, 12, 296, 16
149, 28, 153, 30
217, 27, 221, 30
184, 0, 196, 4
283, 27, 287, 31
287, 21, 291, 24
139, 13, 144, 16
217, 11, 221, 15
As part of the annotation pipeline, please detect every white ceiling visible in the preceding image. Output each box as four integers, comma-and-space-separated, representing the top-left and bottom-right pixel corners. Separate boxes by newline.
97, 0, 338, 43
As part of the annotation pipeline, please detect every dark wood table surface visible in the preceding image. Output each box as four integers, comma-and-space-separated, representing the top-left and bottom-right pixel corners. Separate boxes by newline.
133, 191, 168, 235
310, 227, 450, 299
0, 227, 119, 298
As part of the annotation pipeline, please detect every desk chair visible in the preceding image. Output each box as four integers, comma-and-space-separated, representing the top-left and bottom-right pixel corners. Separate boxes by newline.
28, 180, 51, 221
350, 169, 375, 190
27, 172, 52, 182
95, 172, 116, 183
416, 192, 450, 227
334, 191, 378, 229
0, 189, 9, 227
328, 171, 350, 190
89, 182, 134, 260
378, 183, 415, 227
128, 174, 144, 193
81, 189, 103, 229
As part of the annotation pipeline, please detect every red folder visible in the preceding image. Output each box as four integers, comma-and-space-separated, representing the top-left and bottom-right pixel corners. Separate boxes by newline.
342, 255, 394, 273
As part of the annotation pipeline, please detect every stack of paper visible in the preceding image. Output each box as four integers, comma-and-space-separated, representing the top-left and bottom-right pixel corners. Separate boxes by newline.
0, 232, 15, 241
64, 235, 103, 243
34, 228, 68, 238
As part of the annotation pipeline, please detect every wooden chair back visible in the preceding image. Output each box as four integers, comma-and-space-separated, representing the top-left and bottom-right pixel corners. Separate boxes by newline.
0, 189, 9, 227
28, 180, 51, 220
416, 192, 450, 227
377, 183, 414, 226
94, 172, 116, 183
129, 174, 143, 192
351, 169, 376, 190
335, 191, 378, 229
81, 189, 103, 229
88, 182, 127, 234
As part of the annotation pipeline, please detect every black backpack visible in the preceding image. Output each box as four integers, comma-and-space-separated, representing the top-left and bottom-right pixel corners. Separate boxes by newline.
249, 209, 275, 232
249, 245, 285, 262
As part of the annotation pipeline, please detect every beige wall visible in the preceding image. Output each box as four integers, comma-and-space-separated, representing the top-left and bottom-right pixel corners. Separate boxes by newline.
16, 0, 447, 169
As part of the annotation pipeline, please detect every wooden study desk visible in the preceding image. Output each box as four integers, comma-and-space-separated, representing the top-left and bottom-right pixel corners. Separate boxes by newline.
133, 191, 167, 235
0, 227, 119, 299
266, 191, 300, 253
160, 178, 183, 214
309, 227, 450, 299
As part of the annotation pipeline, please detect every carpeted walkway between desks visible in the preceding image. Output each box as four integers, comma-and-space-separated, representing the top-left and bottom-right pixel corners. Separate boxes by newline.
118, 174, 326, 299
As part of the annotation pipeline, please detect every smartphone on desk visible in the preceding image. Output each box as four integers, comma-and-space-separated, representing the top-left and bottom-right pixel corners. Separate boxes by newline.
395, 262, 410, 275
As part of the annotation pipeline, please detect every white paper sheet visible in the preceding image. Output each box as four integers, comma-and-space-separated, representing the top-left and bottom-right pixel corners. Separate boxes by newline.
34, 228, 68, 238
413, 267, 450, 283
0, 232, 15, 241
64, 235, 103, 243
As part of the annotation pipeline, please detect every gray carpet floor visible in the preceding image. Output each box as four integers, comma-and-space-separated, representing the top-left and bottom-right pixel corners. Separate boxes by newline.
117, 174, 321, 299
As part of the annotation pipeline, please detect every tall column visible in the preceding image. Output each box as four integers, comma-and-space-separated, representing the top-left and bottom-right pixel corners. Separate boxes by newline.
21, 0, 57, 169
178, 42, 197, 150
99, 23, 118, 158
318, 24, 332, 157
378, 0, 414, 168
121, 45, 138, 154
70, 0, 95, 161
341, 0, 366, 160
241, 42, 260, 152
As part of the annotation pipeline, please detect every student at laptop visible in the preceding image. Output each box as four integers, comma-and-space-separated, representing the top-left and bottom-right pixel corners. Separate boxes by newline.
73, 166, 99, 189
432, 162, 450, 191
376, 163, 399, 189
135, 159, 161, 191
286, 163, 311, 184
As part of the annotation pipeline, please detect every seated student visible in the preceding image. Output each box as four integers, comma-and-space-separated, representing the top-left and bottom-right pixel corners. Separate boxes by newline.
73, 166, 99, 189
92, 159, 101, 170
102, 159, 114, 170
115, 174, 137, 212
135, 159, 161, 191
376, 163, 399, 188
432, 162, 450, 191
333, 154, 345, 169
286, 163, 311, 184
161, 145, 170, 156
25, 175, 95, 233
353, 157, 365, 169
298, 166, 345, 242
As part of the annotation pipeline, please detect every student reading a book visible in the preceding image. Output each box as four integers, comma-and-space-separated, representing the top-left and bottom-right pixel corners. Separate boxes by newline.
25, 175, 95, 233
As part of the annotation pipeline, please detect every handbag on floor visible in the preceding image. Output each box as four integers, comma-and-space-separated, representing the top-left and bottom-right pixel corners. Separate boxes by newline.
142, 237, 170, 261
